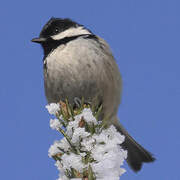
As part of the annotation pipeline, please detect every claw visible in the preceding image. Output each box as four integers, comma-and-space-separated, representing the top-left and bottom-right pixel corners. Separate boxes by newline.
73, 97, 82, 108
73, 97, 92, 109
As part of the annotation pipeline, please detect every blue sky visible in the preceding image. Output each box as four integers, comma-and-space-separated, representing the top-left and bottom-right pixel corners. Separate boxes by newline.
0, 0, 179, 179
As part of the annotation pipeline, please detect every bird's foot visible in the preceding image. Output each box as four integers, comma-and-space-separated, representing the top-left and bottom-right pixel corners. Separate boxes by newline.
73, 97, 82, 109
73, 97, 91, 109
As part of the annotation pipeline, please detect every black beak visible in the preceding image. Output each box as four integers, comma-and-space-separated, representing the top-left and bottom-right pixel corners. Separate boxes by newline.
31, 37, 47, 43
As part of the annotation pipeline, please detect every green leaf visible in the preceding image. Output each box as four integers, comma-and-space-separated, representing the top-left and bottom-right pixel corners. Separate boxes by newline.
88, 165, 95, 180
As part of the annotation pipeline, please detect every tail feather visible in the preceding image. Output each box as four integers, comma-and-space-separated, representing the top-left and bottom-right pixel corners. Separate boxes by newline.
114, 122, 155, 172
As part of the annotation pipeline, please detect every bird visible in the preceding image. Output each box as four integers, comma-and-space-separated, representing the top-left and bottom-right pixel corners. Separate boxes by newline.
31, 17, 155, 172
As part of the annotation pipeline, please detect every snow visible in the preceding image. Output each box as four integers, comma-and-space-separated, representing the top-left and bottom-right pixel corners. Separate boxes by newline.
46, 103, 60, 115
61, 153, 86, 173
48, 138, 70, 157
47, 104, 127, 180
76, 108, 98, 125
50, 118, 62, 130
71, 127, 90, 144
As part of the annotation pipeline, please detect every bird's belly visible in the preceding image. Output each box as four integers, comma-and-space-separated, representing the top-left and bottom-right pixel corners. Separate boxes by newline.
43, 39, 121, 119
44, 60, 102, 106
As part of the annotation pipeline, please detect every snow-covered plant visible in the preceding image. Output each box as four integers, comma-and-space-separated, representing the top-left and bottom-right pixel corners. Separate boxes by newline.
46, 100, 127, 180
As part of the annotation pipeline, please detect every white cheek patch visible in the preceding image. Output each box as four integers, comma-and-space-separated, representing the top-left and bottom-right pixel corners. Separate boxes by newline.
51, 27, 91, 40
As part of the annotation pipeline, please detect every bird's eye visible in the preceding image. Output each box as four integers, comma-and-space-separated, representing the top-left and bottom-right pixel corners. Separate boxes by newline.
54, 27, 59, 34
